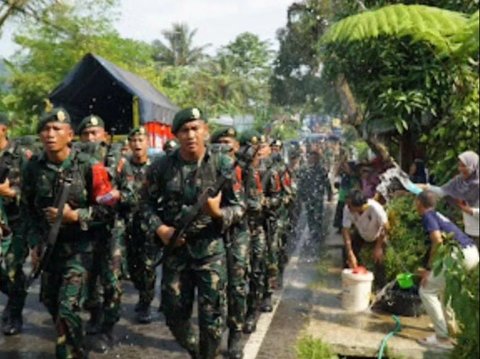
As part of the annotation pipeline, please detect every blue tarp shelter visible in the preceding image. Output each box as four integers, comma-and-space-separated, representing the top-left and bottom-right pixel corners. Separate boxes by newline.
49, 53, 178, 134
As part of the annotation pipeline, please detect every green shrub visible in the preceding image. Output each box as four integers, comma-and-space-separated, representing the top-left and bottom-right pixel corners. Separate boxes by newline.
433, 237, 479, 359
296, 336, 338, 359
359, 195, 426, 281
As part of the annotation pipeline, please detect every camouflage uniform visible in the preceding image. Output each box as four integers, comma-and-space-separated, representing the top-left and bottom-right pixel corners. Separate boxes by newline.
117, 154, 158, 321
243, 160, 266, 333
76, 141, 122, 339
299, 155, 332, 238
21, 147, 113, 358
259, 157, 282, 310
0, 138, 33, 334
144, 146, 245, 358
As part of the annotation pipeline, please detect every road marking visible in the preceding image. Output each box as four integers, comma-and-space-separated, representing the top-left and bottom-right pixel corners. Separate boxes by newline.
243, 223, 309, 359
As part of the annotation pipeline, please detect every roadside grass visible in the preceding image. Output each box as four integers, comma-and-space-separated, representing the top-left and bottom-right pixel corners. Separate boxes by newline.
296, 336, 339, 359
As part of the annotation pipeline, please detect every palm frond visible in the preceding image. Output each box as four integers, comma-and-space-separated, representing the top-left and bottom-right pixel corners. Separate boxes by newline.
321, 4, 470, 54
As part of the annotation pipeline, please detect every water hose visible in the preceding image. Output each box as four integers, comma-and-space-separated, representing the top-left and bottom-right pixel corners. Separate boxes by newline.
378, 315, 402, 359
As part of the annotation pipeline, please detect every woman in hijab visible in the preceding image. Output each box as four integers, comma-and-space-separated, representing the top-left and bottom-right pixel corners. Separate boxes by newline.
426, 151, 479, 244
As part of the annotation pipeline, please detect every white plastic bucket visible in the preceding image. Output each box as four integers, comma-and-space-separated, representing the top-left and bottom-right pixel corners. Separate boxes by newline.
341, 268, 374, 312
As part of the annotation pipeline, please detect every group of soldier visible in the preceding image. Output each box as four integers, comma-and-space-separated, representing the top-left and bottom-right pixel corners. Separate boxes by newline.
0, 107, 333, 359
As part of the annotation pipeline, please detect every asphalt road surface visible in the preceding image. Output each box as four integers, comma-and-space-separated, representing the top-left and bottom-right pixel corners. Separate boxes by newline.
0, 210, 323, 359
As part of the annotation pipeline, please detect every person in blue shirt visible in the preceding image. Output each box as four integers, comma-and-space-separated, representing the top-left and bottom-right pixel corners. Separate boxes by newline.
415, 190, 479, 349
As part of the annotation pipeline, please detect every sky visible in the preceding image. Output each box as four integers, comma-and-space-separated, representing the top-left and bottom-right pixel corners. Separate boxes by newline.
0, 0, 293, 58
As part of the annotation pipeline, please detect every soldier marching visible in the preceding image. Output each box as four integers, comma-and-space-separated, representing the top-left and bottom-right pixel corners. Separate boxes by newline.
0, 107, 319, 359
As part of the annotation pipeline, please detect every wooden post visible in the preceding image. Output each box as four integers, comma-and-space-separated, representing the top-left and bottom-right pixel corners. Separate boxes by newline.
132, 96, 140, 128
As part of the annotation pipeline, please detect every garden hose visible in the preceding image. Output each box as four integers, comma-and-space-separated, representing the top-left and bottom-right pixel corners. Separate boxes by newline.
378, 315, 402, 359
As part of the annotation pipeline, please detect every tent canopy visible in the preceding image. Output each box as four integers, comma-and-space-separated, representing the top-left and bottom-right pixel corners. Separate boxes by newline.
49, 53, 179, 134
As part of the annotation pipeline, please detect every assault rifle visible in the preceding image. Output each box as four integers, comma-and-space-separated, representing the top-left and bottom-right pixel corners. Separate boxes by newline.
154, 144, 256, 266
26, 175, 73, 287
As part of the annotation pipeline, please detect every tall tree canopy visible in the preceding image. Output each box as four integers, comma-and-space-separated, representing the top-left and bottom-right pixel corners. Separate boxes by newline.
152, 23, 209, 67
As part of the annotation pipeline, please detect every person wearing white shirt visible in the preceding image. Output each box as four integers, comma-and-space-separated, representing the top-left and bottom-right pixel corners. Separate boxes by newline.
342, 190, 389, 288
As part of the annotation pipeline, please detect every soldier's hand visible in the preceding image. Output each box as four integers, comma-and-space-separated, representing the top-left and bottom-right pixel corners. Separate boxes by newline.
156, 225, 185, 247
0, 178, 15, 198
44, 204, 79, 224
30, 245, 41, 270
203, 192, 223, 219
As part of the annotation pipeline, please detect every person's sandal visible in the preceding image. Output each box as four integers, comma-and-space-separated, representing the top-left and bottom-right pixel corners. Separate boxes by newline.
418, 335, 453, 350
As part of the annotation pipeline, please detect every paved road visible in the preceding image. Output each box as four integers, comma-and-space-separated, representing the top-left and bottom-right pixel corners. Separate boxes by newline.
0, 210, 323, 359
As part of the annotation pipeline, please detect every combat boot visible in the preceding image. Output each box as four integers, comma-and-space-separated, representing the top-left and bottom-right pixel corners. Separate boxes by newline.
228, 330, 243, 359
87, 324, 115, 354
85, 306, 103, 335
243, 311, 257, 334
199, 336, 221, 359
136, 303, 152, 324
3, 315, 22, 336
260, 294, 273, 313
1, 302, 11, 326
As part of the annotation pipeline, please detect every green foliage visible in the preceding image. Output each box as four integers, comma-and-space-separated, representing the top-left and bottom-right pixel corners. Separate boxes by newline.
1, 0, 154, 135
322, 4, 469, 55
373, 196, 426, 281
152, 23, 209, 67
296, 336, 339, 359
432, 235, 479, 359
421, 66, 479, 183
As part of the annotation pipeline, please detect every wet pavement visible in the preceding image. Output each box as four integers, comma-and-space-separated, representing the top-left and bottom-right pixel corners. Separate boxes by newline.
0, 203, 453, 358
301, 204, 451, 359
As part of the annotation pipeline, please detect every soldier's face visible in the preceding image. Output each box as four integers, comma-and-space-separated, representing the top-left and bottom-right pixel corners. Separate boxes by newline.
39, 122, 73, 152
271, 145, 280, 154
80, 126, 107, 143
129, 134, 148, 158
177, 120, 207, 156
217, 136, 239, 157
257, 143, 271, 159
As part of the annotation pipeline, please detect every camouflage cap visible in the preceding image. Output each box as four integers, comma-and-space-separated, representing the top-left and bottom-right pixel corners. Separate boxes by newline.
172, 107, 205, 134
37, 107, 71, 133
127, 126, 147, 139
0, 113, 9, 126
163, 139, 179, 152
77, 115, 105, 134
239, 129, 266, 146
210, 126, 237, 144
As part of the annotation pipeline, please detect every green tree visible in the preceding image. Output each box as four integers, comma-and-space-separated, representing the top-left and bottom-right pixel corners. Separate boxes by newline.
152, 23, 209, 67
320, 4, 479, 177
1, 0, 155, 135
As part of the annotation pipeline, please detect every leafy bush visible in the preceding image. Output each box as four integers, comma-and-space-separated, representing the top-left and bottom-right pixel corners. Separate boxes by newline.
360, 195, 426, 281
433, 236, 479, 359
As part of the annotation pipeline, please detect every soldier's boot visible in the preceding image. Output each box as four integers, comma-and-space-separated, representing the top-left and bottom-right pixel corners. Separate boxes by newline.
1, 302, 11, 327
260, 294, 273, 313
87, 324, 115, 354
243, 310, 258, 334
85, 306, 103, 335
228, 330, 243, 359
277, 271, 284, 290
199, 336, 221, 359
135, 303, 152, 324
3, 314, 23, 336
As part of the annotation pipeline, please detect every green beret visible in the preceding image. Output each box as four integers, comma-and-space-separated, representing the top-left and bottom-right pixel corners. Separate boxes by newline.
163, 139, 179, 153
37, 107, 71, 133
172, 107, 204, 134
0, 113, 9, 126
239, 130, 266, 146
77, 115, 105, 134
127, 126, 147, 139
210, 127, 237, 144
